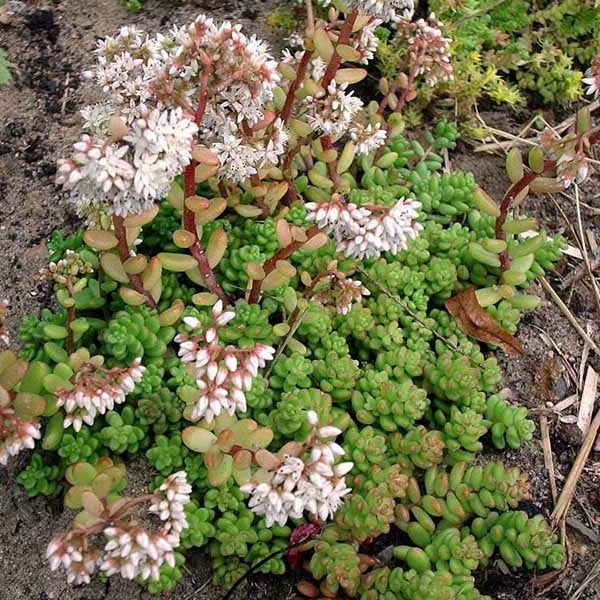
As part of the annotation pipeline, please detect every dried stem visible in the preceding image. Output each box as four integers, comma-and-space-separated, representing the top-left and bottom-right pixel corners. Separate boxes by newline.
552, 408, 600, 523
247, 225, 320, 304
112, 215, 158, 310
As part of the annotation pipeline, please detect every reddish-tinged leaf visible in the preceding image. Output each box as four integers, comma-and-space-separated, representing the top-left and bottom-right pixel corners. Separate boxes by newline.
445, 288, 524, 355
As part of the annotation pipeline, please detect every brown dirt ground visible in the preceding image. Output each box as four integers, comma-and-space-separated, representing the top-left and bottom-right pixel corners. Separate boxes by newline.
0, 2, 599, 600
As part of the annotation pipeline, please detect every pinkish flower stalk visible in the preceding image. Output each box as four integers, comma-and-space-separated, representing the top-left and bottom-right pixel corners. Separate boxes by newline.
583, 57, 600, 99
306, 193, 422, 259
241, 411, 352, 527
309, 261, 370, 315
0, 407, 41, 465
55, 357, 145, 431
47, 471, 191, 584
175, 301, 275, 421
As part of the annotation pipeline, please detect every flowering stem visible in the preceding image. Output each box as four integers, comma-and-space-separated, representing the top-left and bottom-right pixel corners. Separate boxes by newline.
305, 0, 315, 36
321, 135, 341, 188
179, 58, 230, 305
495, 160, 555, 270
112, 216, 158, 310
247, 225, 320, 304
320, 8, 359, 90
281, 49, 312, 124
251, 173, 269, 216
182, 166, 229, 305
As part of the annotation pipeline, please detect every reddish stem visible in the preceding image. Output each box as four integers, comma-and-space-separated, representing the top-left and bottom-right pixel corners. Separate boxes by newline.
180, 60, 229, 305
281, 49, 312, 124
495, 160, 555, 270
321, 135, 341, 188
320, 8, 359, 90
183, 166, 229, 305
251, 173, 269, 216
247, 225, 320, 304
112, 216, 158, 310
394, 62, 421, 115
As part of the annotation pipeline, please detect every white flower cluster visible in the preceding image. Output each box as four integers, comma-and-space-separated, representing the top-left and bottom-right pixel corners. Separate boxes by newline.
175, 301, 275, 422
165, 15, 287, 182
55, 357, 145, 431
241, 411, 352, 527
347, 0, 415, 22
350, 121, 388, 156
303, 80, 364, 140
56, 25, 199, 216
57, 105, 198, 217
58, 15, 288, 214
395, 14, 453, 87
583, 57, 600, 98
47, 471, 191, 584
0, 407, 41, 466
149, 471, 191, 535
101, 472, 191, 580
306, 194, 423, 259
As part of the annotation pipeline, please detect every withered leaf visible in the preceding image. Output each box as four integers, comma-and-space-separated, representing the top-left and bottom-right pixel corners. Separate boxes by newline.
445, 288, 524, 355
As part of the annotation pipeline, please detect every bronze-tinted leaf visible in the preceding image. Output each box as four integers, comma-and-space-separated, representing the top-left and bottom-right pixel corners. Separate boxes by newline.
276, 219, 292, 248
81, 490, 105, 517
445, 288, 523, 355
296, 581, 320, 598
83, 230, 119, 251
254, 448, 280, 470
123, 204, 159, 227
100, 253, 129, 283
158, 252, 198, 272
182, 426, 217, 453
206, 228, 228, 268
158, 299, 184, 327
335, 68, 367, 85
119, 287, 147, 306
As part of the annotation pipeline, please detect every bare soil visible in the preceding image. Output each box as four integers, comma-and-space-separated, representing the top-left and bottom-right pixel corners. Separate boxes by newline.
0, 2, 599, 600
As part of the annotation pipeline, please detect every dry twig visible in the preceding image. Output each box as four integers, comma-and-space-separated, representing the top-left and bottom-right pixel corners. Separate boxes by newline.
540, 415, 558, 502
552, 409, 600, 523
539, 278, 600, 356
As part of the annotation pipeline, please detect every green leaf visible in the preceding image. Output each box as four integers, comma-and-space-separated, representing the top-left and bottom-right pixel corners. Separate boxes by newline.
182, 426, 217, 452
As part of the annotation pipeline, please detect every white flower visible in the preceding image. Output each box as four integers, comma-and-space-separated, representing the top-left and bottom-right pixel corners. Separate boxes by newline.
243, 413, 352, 527
0, 408, 41, 465
55, 358, 145, 431
347, 0, 414, 22
175, 302, 275, 422
350, 122, 388, 156
308, 195, 422, 259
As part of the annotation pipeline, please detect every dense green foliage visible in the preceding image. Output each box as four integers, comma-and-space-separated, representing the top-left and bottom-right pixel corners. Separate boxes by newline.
9, 118, 566, 596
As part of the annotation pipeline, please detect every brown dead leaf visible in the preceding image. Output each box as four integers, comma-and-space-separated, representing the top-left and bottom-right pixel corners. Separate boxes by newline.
445, 288, 524, 355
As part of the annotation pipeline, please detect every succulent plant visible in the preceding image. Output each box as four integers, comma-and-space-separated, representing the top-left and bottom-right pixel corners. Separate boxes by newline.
182, 413, 273, 487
